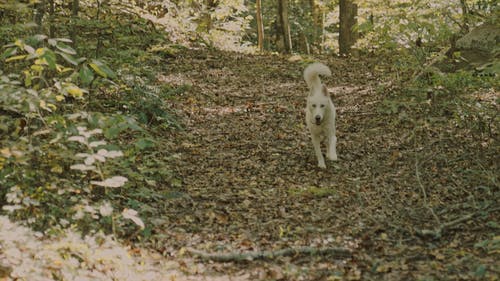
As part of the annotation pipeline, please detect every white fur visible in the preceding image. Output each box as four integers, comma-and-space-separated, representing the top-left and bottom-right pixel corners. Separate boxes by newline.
304, 63, 337, 168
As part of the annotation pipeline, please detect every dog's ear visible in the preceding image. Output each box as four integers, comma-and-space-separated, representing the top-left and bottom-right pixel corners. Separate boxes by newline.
322, 85, 328, 96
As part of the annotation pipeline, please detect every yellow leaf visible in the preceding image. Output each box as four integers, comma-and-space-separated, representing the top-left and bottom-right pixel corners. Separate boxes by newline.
89, 62, 107, 77
5, 55, 27, 62
57, 66, 73, 74
55, 95, 65, 102
14, 39, 23, 48
35, 47, 45, 55
0, 148, 11, 157
50, 164, 63, 174
24, 70, 32, 87
31, 64, 44, 72
0, 148, 23, 158
47, 103, 57, 111
66, 86, 83, 98
178, 247, 187, 256
35, 58, 48, 65
39, 100, 52, 112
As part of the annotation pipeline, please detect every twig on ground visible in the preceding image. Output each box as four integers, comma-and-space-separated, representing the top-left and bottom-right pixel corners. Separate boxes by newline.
415, 206, 500, 239
186, 246, 352, 262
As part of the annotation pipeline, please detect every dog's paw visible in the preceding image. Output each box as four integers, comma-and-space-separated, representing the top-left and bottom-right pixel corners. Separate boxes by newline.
318, 161, 326, 169
328, 153, 338, 161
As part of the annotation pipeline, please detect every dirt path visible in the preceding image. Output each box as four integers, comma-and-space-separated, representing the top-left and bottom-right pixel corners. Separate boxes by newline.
151, 50, 498, 280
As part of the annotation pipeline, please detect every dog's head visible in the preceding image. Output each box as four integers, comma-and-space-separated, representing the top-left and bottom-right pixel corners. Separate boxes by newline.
307, 85, 331, 125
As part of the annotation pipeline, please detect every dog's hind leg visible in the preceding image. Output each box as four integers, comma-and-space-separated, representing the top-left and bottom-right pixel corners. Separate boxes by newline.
312, 135, 326, 168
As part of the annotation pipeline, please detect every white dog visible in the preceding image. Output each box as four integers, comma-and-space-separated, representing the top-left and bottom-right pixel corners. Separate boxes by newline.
304, 62, 337, 168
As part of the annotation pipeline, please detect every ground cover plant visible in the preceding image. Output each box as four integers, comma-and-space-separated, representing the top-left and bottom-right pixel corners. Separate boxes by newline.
0, 0, 498, 280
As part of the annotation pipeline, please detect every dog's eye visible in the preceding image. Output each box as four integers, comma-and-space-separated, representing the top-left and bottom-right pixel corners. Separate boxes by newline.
312, 104, 316, 108
320, 104, 325, 108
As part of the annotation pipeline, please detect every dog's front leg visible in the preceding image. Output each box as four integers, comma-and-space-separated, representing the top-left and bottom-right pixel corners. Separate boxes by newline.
312, 135, 326, 168
327, 134, 337, 161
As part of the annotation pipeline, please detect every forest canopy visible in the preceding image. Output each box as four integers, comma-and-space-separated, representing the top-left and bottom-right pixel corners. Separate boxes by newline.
1, 0, 498, 54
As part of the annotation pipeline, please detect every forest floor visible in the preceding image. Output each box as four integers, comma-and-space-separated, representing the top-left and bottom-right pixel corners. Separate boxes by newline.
143, 49, 498, 280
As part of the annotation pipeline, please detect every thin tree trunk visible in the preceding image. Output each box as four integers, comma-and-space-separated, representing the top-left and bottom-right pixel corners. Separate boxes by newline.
309, 0, 317, 44
278, 0, 292, 54
339, 0, 358, 55
48, 0, 55, 38
459, 0, 470, 33
309, 0, 323, 53
35, 0, 46, 33
71, 0, 79, 46
256, 0, 265, 52
321, 9, 326, 53
95, 0, 102, 58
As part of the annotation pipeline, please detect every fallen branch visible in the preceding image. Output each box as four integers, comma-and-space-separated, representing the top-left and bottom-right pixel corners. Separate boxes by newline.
186, 246, 352, 262
416, 206, 500, 240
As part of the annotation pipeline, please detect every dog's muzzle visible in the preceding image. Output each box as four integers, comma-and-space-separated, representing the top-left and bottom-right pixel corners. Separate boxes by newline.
315, 116, 322, 125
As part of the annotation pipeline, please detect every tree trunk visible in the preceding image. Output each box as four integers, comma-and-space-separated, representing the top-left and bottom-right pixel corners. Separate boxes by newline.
459, 0, 470, 33
48, 0, 55, 38
71, 0, 79, 46
256, 0, 265, 52
339, 0, 358, 55
278, 0, 292, 54
309, 0, 323, 53
35, 0, 46, 33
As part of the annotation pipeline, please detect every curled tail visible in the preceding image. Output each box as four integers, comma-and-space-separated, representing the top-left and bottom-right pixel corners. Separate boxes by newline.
303, 62, 331, 91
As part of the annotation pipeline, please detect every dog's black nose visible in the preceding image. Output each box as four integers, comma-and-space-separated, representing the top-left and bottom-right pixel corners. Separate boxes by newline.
315, 116, 321, 124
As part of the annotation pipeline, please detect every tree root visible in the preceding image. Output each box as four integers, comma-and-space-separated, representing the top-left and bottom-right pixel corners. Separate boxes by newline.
186, 246, 352, 262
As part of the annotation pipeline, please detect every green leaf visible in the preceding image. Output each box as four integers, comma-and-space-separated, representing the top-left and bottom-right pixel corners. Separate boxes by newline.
89, 59, 116, 79
55, 42, 77, 55
474, 239, 489, 250
58, 52, 78, 66
41, 50, 57, 70
76, 57, 87, 64
104, 126, 124, 139
474, 264, 486, 278
486, 221, 500, 229
135, 138, 155, 150
54, 38, 73, 43
1, 47, 17, 60
79, 64, 94, 85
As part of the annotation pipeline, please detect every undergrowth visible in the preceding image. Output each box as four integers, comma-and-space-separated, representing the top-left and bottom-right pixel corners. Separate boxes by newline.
378, 52, 499, 230
0, 10, 183, 241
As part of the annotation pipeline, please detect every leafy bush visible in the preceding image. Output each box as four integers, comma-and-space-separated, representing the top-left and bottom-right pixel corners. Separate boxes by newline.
0, 35, 145, 235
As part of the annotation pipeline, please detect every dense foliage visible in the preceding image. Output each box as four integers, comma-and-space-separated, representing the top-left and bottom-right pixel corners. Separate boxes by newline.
0, 1, 181, 237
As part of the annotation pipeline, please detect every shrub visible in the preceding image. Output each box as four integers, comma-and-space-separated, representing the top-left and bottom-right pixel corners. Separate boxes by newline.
0, 35, 144, 235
